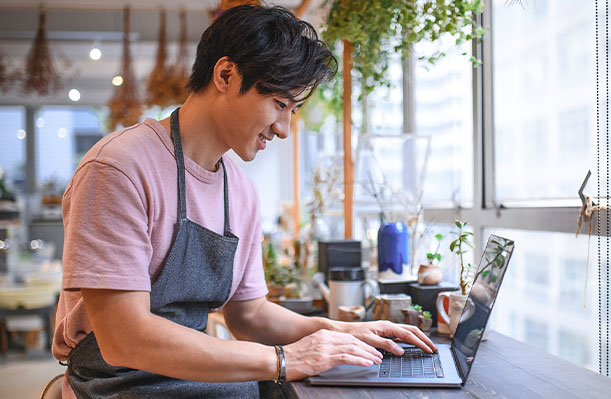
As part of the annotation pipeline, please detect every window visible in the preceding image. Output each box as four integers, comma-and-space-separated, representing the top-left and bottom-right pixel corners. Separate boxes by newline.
422, 0, 606, 374
414, 37, 474, 207
489, 228, 599, 372
492, 0, 596, 204
35, 107, 103, 189
0, 106, 26, 193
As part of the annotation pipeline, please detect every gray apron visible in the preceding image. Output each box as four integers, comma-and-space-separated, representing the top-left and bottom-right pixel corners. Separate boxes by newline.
66, 108, 259, 398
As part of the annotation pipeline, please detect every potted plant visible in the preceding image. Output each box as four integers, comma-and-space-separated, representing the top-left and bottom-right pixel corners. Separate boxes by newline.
438, 220, 475, 337
263, 242, 297, 298
449, 220, 475, 296
402, 303, 422, 326
417, 233, 444, 285
418, 310, 433, 334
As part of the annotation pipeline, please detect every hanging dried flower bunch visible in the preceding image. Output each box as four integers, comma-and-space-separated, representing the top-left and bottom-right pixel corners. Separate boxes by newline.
22, 7, 62, 96
107, 6, 142, 131
167, 9, 191, 105
145, 9, 174, 107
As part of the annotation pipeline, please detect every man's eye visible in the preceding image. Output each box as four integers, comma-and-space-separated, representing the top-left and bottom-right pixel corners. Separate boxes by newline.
275, 100, 287, 109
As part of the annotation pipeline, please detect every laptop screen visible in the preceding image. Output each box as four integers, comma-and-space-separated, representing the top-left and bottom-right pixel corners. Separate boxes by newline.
451, 234, 515, 382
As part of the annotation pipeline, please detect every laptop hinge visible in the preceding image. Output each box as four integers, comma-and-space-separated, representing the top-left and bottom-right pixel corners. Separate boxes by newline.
450, 343, 467, 385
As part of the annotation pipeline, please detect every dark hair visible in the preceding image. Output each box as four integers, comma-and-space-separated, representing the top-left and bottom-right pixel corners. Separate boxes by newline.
188, 4, 337, 100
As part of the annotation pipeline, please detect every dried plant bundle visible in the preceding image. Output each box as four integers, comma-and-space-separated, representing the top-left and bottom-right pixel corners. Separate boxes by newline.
145, 9, 174, 107
22, 8, 62, 96
167, 9, 190, 105
107, 6, 142, 130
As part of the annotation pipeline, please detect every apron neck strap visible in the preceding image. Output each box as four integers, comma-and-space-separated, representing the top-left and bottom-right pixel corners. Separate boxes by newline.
169, 108, 233, 235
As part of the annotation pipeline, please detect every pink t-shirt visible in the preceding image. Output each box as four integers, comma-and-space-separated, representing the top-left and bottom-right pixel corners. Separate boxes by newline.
52, 118, 268, 370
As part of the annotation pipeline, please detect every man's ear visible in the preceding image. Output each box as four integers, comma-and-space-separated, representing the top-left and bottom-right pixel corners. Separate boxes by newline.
212, 56, 237, 93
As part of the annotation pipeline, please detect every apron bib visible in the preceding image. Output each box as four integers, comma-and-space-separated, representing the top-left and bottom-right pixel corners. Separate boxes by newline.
66, 108, 259, 398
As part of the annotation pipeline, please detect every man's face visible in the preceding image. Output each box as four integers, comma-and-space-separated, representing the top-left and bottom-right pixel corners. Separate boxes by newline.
219, 77, 305, 162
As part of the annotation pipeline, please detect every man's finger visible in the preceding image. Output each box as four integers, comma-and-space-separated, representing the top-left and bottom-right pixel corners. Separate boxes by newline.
386, 325, 434, 353
367, 335, 405, 356
330, 353, 375, 368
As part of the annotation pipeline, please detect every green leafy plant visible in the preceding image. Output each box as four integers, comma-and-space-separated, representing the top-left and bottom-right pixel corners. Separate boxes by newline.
449, 220, 475, 295
422, 310, 432, 319
476, 237, 514, 285
426, 233, 444, 265
263, 242, 296, 287
411, 304, 422, 311
322, 0, 487, 97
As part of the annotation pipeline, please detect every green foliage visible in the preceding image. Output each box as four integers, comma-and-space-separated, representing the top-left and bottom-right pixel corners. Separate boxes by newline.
263, 242, 296, 286
476, 238, 514, 284
422, 311, 432, 319
425, 233, 444, 264
411, 304, 423, 311
449, 220, 475, 295
322, 0, 487, 97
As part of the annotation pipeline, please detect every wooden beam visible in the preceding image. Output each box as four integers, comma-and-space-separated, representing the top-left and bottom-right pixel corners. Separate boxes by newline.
291, 113, 301, 238
343, 40, 353, 238
294, 0, 314, 18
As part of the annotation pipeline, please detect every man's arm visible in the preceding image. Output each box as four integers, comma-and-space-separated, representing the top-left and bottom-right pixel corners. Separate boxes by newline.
223, 297, 438, 380
82, 288, 382, 382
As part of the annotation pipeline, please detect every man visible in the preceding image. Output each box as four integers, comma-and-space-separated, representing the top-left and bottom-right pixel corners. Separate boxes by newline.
52, 5, 436, 398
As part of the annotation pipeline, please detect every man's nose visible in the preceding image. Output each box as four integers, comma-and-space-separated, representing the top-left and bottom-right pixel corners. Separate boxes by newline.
271, 113, 291, 139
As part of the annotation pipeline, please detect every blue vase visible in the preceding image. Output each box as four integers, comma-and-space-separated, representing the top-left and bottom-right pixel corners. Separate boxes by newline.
377, 222, 409, 275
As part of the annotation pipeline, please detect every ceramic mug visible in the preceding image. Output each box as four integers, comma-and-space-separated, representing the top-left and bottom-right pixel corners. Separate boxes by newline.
436, 291, 474, 338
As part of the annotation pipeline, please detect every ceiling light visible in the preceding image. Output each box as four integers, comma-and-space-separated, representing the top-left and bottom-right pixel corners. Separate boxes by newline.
17, 129, 26, 139
111, 75, 124, 86
57, 128, 68, 138
89, 39, 102, 61
89, 47, 102, 61
68, 88, 81, 102
36, 117, 45, 128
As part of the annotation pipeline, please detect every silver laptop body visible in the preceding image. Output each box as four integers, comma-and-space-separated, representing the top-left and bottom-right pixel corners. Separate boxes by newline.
308, 234, 515, 388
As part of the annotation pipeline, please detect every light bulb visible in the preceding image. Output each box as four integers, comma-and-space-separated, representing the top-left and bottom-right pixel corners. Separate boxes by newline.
57, 128, 68, 138
68, 88, 81, 102
89, 47, 102, 60
112, 75, 124, 86
17, 129, 26, 139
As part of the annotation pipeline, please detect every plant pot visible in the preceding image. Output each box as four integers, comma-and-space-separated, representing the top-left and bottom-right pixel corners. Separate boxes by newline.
417, 264, 442, 285
267, 285, 285, 298
284, 282, 301, 298
401, 308, 422, 326
418, 315, 433, 333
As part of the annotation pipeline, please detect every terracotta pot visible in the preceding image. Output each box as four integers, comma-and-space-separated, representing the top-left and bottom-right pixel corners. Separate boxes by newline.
418, 315, 433, 333
401, 308, 422, 326
417, 264, 442, 285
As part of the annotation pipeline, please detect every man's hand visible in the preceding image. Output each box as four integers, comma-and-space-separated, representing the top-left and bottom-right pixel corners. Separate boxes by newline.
282, 329, 383, 381
333, 320, 438, 356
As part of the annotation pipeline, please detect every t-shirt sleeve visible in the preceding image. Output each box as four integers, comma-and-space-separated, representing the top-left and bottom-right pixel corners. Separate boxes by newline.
61, 160, 153, 292
229, 193, 268, 302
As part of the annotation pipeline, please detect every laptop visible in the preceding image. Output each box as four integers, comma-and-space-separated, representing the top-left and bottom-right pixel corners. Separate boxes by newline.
308, 234, 515, 388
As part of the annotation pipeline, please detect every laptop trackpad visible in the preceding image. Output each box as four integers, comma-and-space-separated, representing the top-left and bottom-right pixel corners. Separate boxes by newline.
315, 364, 379, 380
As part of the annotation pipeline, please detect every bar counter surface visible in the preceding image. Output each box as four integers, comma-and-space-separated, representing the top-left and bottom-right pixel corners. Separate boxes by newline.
282, 331, 611, 399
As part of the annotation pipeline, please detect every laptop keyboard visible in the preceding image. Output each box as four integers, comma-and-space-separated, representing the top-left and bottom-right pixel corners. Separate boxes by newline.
377, 348, 444, 379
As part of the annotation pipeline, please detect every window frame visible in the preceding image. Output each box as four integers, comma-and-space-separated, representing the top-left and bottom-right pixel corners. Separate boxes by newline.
421, 0, 608, 246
